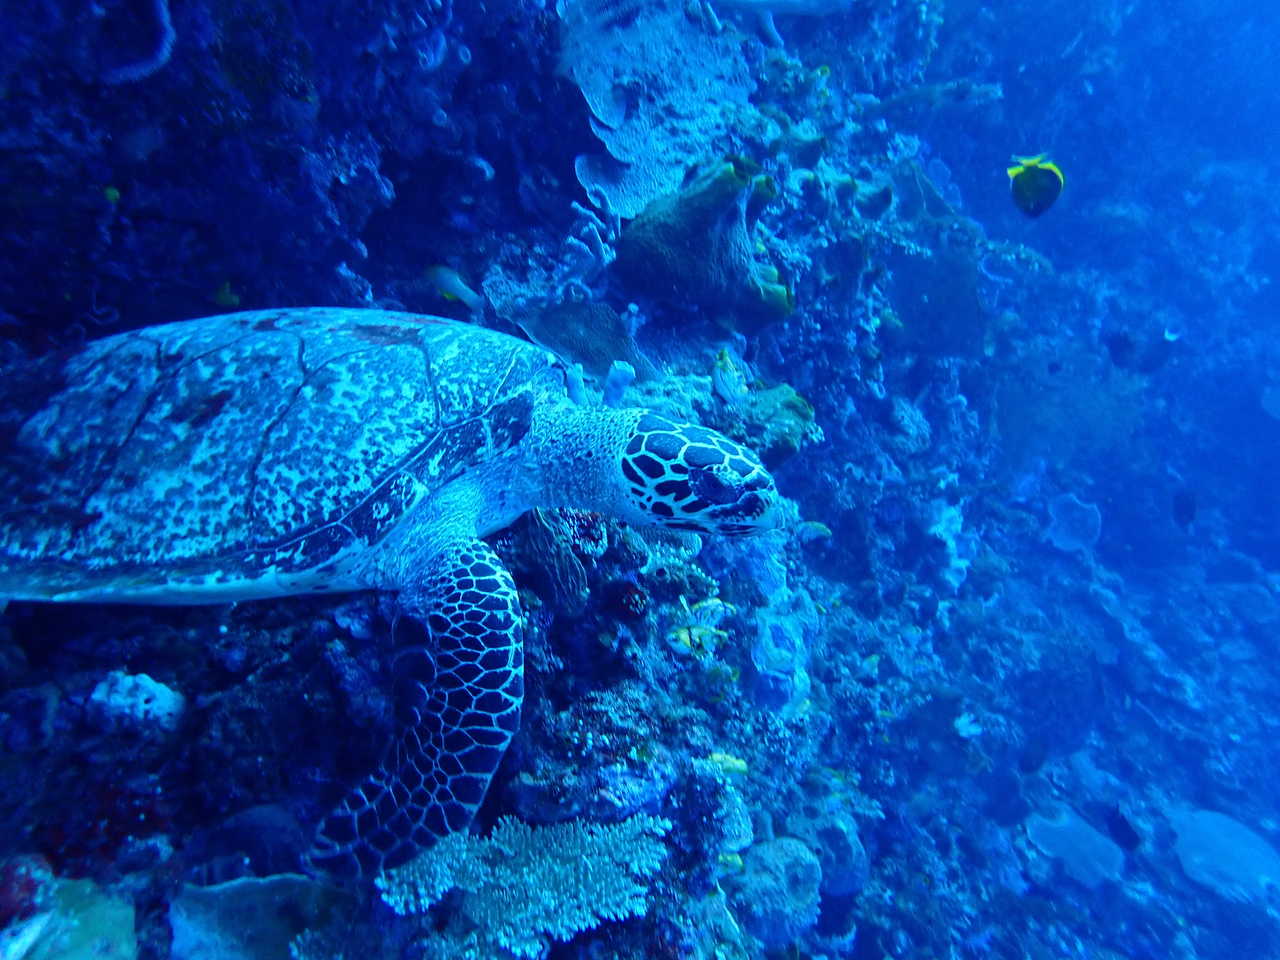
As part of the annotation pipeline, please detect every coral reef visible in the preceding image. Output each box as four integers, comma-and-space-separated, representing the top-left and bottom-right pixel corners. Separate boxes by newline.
2, 2, 1279, 960
728, 837, 823, 948
614, 160, 793, 332
377, 814, 670, 957
558, 0, 756, 217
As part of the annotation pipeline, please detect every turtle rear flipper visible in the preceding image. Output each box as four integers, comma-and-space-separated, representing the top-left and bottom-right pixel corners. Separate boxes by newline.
307, 540, 523, 877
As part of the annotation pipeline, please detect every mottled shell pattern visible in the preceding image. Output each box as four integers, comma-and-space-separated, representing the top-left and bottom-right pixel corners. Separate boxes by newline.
0, 308, 562, 601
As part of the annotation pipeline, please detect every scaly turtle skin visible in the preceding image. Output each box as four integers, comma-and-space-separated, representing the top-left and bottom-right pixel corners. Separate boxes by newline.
0, 307, 779, 876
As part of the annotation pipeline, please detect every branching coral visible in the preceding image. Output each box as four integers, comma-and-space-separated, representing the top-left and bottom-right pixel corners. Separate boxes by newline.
376, 814, 671, 958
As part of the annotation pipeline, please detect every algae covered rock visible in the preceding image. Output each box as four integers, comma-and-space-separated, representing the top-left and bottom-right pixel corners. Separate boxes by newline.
884, 240, 986, 357
785, 810, 869, 897
4, 868, 135, 960
742, 383, 816, 467
727, 837, 822, 948
517, 300, 657, 380
169, 874, 352, 960
614, 160, 792, 331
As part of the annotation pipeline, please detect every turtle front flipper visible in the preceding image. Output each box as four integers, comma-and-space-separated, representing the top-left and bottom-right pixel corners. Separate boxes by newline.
308, 541, 523, 877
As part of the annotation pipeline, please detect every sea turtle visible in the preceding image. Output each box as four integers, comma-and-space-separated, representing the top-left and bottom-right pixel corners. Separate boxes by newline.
0, 307, 779, 876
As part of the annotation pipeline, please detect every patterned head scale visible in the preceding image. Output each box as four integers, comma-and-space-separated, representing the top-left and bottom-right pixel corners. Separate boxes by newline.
619, 413, 778, 536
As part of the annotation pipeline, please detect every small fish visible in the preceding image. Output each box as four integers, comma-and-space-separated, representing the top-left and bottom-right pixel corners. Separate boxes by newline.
1104, 805, 1143, 851
711, 348, 750, 407
1007, 153, 1064, 218
714, 0, 855, 46
1172, 488, 1197, 529
1103, 331, 1137, 369
718, 0, 853, 10
425, 265, 484, 314
706, 751, 749, 776
1105, 328, 1179, 373
211, 280, 240, 308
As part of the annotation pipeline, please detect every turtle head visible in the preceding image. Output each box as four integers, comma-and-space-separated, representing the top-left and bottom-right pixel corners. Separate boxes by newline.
616, 412, 779, 536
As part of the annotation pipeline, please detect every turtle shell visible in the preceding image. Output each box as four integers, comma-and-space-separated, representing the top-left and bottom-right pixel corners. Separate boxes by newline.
0, 308, 562, 601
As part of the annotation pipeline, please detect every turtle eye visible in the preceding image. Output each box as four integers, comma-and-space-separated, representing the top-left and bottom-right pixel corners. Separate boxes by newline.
690, 467, 739, 505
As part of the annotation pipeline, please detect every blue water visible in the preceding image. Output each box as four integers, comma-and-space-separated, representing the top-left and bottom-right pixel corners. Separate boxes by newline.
1, 0, 1278, 957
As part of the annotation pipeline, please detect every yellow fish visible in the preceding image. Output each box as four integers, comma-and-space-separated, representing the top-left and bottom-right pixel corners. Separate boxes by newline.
425, 265, 483, 313
210, 280, 240, 308
1007, 153, 1064, 218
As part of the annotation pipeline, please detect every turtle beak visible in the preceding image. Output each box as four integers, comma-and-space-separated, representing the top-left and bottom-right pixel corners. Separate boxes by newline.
716, 474, 782, 536
746, 480, 783, 531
